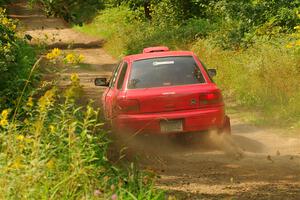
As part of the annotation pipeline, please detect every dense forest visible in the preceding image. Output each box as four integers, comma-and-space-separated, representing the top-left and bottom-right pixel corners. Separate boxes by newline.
1, 0, 300, 199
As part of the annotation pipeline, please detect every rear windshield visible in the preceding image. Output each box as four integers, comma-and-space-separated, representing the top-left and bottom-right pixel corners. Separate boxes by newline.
128, 56, 206, 89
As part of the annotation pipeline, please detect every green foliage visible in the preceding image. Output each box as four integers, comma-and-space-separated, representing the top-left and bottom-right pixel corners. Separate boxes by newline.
0, 0, 10, 6
108, 0, 211, 19
208, 0, 300, 49
0, 77, 164, 199
105, 0, 300, 49
76, 6, 215, 57
192, 38, 300, 126
0, 8, 37, 110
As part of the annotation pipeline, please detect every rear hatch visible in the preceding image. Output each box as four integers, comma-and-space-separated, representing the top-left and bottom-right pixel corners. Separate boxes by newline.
120, 55, 223, 114
125, 84, 222, 114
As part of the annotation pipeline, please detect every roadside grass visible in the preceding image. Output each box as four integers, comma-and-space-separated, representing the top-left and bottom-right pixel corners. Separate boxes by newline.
75, 6, 300, 128
192, 39, 300, 128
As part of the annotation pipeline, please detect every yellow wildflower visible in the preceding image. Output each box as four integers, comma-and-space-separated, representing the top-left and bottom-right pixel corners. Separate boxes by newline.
295, 40, 300, 46
65, 53, 76, 64
38, 89, 56, 112
46, 52, 53, 60
26, 97, 34, 107
78, 54, 85, 63
70, 73, 79, 83
10, 159, 25, 170
52, 48, 61, 57
1, 109, 9, 119
46, 48, 61, 60
286, 43, 294, 49
0, 119, 8, 127
1, 17, 9, 25
0, 109, 9, 128
64, 53, 84, 64
11, 24, 16, 30
16, 135, 25, 141
49, 125, 56, 133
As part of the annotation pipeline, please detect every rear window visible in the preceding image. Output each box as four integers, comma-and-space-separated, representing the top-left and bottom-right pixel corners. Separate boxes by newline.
128, 56, 206, 89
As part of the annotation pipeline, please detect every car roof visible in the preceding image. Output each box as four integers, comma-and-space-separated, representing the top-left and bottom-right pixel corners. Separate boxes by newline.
123, 50, 195, 63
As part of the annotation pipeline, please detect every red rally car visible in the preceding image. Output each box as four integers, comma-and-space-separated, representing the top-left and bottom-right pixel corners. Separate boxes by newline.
95, 46, 231, 135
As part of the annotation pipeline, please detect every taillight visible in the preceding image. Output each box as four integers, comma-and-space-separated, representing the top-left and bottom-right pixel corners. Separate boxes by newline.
199, 91, 223, 106
116, 99, 140, 114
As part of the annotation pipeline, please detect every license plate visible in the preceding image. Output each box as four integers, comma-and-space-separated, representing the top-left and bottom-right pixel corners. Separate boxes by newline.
160, 119, 183, 133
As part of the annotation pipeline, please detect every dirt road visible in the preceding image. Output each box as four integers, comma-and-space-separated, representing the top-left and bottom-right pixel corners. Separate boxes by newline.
7, 1, 300, 199
7, 0, 116, 105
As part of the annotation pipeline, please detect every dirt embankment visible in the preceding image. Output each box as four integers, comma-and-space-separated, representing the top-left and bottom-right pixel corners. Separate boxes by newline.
7, 1, 300, 199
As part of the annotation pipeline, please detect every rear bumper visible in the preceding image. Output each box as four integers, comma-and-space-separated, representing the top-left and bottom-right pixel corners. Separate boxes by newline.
112, 107, 227, 134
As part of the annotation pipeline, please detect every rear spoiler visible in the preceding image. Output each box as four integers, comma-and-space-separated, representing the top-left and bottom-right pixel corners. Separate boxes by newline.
143, 46, 169, 54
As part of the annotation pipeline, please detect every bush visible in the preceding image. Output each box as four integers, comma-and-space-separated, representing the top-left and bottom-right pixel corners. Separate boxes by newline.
192, 38, 300, 125
104, 0, 300, 49
0, 8, 37, 110
209, 0, 300, 49
76, 6, 215, 57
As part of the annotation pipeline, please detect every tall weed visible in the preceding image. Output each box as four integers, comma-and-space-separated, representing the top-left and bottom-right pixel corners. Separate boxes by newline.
0, 75, 164, 199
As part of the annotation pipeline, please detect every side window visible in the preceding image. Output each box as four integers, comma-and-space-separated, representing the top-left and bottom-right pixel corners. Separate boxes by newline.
117, 62, 128, 90
109, 62, 122, 88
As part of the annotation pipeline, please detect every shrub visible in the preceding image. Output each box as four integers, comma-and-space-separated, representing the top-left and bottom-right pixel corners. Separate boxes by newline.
0, 8, 37, 110
76, 6, 214, 57
192, 38, 300, 125
209, 0, 300, 49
